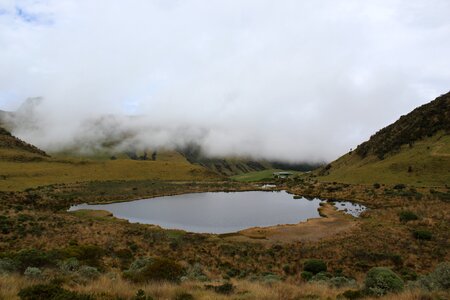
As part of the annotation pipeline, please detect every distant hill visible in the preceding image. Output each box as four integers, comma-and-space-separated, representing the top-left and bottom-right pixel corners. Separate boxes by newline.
0, 126, 48, 161
178, 143, 321, 176
318, 91, 450, 186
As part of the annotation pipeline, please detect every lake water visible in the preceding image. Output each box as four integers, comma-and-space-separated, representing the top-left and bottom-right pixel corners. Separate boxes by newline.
69, 191, 365, 234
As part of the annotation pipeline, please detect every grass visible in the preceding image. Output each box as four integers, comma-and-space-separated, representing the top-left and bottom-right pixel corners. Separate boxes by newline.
319, 132, 450, 186
231, 169, 300, 182
0, 274, 440, 300
0, 151, 220, 191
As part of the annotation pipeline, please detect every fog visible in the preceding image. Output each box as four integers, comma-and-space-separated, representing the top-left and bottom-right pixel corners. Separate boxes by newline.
0, 0, 449, 162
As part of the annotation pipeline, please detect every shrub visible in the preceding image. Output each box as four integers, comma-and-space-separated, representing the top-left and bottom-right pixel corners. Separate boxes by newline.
174, 292, 194, 300
13, 249, 54, 271
364, 267, 404, 296
393, 184, 406, 190
417, 262, 450, 291
413, 229, 432, 240
24, 267, 42, 279
77, 266, 100, 280
214, 282, 234, 295
303, 259, 327, 275
399, 211, 418, 222
0, 258, 17, 274
311, 272, 332, 282
59, 245, 105, 268
124, 257, 184, 283
373, 183, 381, 189
340, 289, 364, 299
18, 283, 93, 300
58, 258, 80, 273
301, 271, 313, 281
329, 276, 356, 288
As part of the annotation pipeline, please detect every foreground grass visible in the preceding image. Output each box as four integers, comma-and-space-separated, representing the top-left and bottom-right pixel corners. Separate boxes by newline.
0, 275, 441, 300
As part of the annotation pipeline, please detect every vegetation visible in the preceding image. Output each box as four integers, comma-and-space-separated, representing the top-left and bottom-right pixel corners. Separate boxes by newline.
364, 267, 404, 296
303, 259, 327, 275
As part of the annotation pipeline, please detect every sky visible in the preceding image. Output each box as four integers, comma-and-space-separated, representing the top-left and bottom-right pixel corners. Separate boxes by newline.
0, 0, 449, 162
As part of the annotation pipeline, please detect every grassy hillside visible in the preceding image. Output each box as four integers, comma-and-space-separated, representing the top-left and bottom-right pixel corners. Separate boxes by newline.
318, 91, 450, 186
0, 127, 220, 191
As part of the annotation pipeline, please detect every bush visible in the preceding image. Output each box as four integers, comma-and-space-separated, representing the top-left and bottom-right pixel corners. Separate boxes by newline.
13, 249, 54, 271
340, 289, 364, 299
303, 259, 327, 275
18, 283, 93, 300
24, 267, 42, 279
364, 267, 404, 296
373, 183, 381, 189
124, 257, 184, 283
301, 271, 313, 281
77, 266, 100, 280
399, 211, 418, 222
58, 258, 80, 273
413, 229, 432, 240
174, 292, 194, 300
417, 262, 450, 291
311, 272, 332, 282
329, 276, 356, 288
59, 245, 104, 268
0, 258, 17, 274
393, 184, 406, 190
213, 283, 234, 295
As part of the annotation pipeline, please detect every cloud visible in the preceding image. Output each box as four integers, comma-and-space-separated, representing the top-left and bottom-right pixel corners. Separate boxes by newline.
0, 0, 449, 162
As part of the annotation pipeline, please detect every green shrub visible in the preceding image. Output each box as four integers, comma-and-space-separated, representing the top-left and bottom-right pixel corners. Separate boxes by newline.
301, 271, 313, 281
303, 259, 327, 275
393, 184, 406, 190
58, 258, 80, 273
329, 276, 356, 288
13, 249, 54, 271
18, 283, 93, 300
311, 272, 332, 282
413, 229, 432, 240
417, 262, 450, 291
0, 258, 17, 274
399, 211, 418, 222
340, 289, 364, 299
124, 257, 184, 283
364, 267, 404, 296
59, 245, 105, 268
214, 282, 234, 295
174, 292, 194, 300
77, 266, 100, 280
24, 267, 42, 279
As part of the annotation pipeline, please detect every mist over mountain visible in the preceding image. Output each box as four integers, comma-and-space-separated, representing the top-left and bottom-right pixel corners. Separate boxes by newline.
1, 1, 450, 162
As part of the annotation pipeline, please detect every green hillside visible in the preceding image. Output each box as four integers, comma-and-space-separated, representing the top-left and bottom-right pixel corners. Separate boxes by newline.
318, 91, 450, 186
0, 127, 220, 191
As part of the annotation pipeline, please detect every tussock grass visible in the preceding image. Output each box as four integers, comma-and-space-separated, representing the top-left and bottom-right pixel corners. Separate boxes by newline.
0, 275, 439, 300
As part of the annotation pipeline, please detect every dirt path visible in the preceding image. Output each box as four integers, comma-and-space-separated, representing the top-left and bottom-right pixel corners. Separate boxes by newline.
224, 203, 360, 243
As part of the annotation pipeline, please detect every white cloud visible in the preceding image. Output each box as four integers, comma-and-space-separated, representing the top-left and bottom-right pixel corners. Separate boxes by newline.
0, 0, 449, 162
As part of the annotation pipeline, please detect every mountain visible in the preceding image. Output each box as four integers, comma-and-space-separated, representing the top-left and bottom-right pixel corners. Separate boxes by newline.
179, 143, 321, 176
317, 91, 450, 186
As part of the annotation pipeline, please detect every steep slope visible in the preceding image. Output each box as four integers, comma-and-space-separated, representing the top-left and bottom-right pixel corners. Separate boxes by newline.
318, 91, 450, 186
0, 126, 48, 161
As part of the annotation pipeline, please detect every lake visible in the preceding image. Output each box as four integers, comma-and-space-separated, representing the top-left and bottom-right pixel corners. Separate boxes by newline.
69, 191, 365, 233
